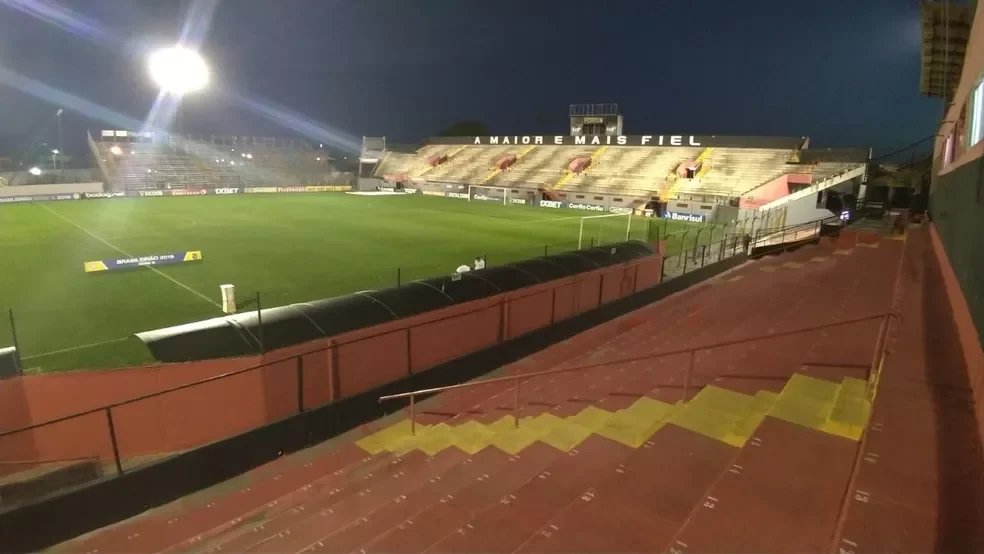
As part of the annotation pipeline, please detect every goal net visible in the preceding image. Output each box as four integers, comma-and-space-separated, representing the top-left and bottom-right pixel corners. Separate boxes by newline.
578, 213, 633, 250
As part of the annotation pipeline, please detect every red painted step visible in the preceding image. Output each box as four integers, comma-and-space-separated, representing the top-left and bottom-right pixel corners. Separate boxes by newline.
198, 449, 450, 553
236, 449, 468, 553
667, 418, 856, 553
360, 443, 563, 554
299, 447, 517, 553
426, 436, 633, 553
518, 425, 735, 553
63, 445, 370, 554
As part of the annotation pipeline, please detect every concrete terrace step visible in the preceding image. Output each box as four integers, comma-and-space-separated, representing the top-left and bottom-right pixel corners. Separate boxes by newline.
516, 425, 737, 553
212, 449, 468, 553
360, 443, 564, 553
59, 445, 375, 554
425, 436, 633, 553
667, 418, 857, 553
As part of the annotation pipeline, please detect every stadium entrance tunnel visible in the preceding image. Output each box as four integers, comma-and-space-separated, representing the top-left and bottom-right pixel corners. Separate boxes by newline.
136, 241, 656, 363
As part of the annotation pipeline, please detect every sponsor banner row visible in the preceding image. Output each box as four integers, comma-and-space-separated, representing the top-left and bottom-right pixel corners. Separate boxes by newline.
378, 187, 419, 194
0, 193, 82, 203
0, 186, 351, 203
538, 199, 640, 215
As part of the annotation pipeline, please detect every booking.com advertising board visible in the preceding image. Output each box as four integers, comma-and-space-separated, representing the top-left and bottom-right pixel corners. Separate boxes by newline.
425, 189, 645, 215
0, 185, 351, 204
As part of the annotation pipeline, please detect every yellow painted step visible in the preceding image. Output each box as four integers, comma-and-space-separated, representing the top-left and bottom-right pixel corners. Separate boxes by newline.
480, 144, 537, 184
449, 420, 497, 454
670, 386, 755, 446
524, 413, 593, 452
552, 171, 575, 190
729, 391, 778, 445
356, 420, 424, 454
487, 416, 542, 455
597, 397, 678, 447
769, 374, 840, 431
695, 147, 714, 179
822, 377, 870, 440
394, 423, 455, 456
416, 145, 467, 178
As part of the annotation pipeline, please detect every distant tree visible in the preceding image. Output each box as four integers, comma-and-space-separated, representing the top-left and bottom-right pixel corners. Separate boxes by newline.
439, 120, 489, 137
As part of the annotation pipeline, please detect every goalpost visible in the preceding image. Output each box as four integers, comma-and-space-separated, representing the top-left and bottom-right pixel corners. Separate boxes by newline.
467, 184, 516, 205
577, 212, 633, 250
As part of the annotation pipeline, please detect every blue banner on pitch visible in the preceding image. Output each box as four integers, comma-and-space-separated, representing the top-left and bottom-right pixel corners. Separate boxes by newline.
84, 251, 203, 273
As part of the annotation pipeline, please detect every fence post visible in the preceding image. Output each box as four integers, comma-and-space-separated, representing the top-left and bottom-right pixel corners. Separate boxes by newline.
409, 395, 416, 436
397, 267, 402, 288
514, 378, 521, 428
660, 255, 667, 282
256, 292, 265, 354
682, 251, 689, 274
544, 244, 549, 258
296, 355, 305, 413
550, 287, 557, 324
8, 309, 22, 372
701, 245, 707, 267
105, 407, 124, 476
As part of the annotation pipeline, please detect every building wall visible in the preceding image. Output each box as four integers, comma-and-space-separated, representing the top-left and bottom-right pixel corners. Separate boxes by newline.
932, 3, 984, 348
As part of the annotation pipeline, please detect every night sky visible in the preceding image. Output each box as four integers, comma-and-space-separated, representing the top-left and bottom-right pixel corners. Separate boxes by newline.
0, 0, 945, 160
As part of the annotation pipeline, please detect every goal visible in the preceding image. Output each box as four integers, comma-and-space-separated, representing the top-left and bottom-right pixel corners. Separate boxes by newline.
466, 185, 534, 207
578, 212, 633, 250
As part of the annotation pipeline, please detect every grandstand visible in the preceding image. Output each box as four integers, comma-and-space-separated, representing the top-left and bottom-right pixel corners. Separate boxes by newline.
19, 222, 981, 554
90, 130, 348, 190
366, 133, 868, 223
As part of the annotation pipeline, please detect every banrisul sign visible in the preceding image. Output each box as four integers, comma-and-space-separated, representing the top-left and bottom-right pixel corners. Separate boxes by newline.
666, 212, 706, 223
428, 135, 805, 149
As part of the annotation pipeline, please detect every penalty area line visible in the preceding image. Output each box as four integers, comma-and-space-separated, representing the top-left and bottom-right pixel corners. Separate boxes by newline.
37, 203, 222, 309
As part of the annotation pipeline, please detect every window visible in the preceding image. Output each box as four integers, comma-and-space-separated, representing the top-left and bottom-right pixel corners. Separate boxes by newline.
970, 79, 984, 148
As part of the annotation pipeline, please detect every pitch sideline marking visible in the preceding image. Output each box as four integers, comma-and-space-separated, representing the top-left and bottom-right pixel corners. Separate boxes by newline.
22, 336, 133, 361
37, 203, 222, 309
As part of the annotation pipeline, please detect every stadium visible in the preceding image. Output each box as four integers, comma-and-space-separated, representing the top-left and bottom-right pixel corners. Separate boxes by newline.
0, 1, 982, 552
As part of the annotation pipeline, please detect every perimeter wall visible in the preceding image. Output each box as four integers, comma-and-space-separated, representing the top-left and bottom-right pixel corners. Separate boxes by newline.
0, 251, 664, 466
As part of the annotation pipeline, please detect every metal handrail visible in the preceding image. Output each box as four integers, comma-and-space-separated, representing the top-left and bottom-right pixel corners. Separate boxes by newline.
379, 311, 898, 435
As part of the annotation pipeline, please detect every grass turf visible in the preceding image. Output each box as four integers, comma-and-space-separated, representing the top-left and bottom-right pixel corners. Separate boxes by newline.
0, 193, 718, 372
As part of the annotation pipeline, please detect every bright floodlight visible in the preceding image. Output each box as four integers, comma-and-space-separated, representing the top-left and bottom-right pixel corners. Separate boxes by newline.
148, 46, 209, 95
110, 145, 123, 156
28, 167, 41, 176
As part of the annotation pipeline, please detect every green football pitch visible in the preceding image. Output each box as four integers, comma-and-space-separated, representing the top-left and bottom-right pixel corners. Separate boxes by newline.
0, 193, 714, 372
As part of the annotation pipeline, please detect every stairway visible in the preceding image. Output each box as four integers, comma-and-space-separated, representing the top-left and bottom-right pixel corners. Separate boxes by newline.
480, 144, 537, 184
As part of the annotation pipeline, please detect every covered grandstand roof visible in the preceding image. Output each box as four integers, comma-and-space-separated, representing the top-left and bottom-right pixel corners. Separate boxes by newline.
920, 0, 976, 100
136, 241, 656, 362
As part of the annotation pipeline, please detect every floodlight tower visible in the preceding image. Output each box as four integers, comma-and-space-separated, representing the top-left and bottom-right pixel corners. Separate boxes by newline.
147, 46, 210, 134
